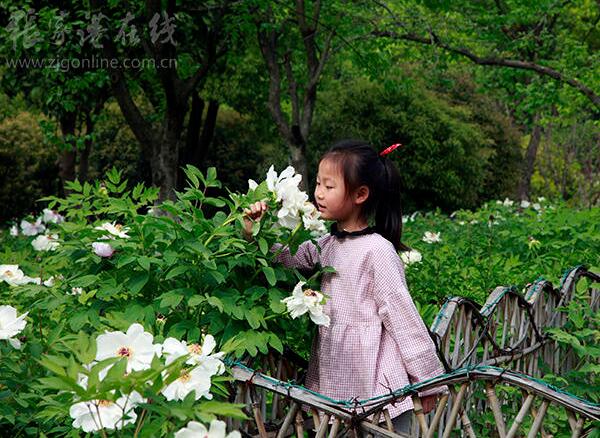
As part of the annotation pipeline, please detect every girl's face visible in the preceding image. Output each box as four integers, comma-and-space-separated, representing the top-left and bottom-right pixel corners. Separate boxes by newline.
314, 159, 361, 222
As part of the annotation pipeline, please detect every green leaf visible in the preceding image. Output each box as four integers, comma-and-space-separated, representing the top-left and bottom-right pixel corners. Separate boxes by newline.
206, 167, 217, 183
188, 295, 206, 307
206, 295, 224, 312
245, 307, 265, 329
198, 401, 247, 419
204, 198, 226, 207
258, 238, 268, 255
38, 355, 67, 376
72, 275, 98, 288
268, 289, 286, 313
138, 256, 151, 271
160, 291, 184, 308
165, 265, 189, 280
127, 271, 149, 294
268, 334, 284, 353
262, 267, 276, 286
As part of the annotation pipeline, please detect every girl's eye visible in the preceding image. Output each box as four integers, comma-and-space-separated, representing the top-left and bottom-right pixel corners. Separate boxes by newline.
326, 186, 334, 189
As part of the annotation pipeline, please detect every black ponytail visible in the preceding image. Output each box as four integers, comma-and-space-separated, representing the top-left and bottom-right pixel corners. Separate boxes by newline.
321, 139, 409, 251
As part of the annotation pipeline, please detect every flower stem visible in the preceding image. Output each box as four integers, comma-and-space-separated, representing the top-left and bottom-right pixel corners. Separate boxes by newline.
204, 215, 239, 246
133, 408, 147, 438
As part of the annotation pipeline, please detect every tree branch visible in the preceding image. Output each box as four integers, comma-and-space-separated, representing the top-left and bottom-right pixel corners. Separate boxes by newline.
89, 0, 157, 152
374, 30, 600, 110
301, 29, 334, 139
283, 51, 301, 128
256, 19, 292, 143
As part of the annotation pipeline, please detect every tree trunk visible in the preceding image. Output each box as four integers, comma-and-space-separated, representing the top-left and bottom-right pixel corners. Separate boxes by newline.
184, 92, 205, 164
194, 99, 219, 166
517, 114, 542, 201
178, 95, 220, 189
57, 112, 77, 195
154, 108, 186, 202
79, 114, 94, 182
288, 127, 310, 191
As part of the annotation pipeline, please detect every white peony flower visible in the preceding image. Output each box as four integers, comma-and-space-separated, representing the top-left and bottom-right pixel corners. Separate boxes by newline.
520, 200, 530, 208
502, 198, 514, 207
31, 234, 60, 251
20, 218, 45, 236
42, 208, 64, 224
70, 287, 83, 295
422, 231, 442, 244
95, 323, 162, 373
162, 335, 225, 376
175, 420, 241, 438
9, 225, 18, 236
261, 166, 328, 232
301, 202, 327, 237
281, 281, 330, 326
92, 242, 115, 258
247, 179, 258, 190
458, 221, 465, 225
95, 222, 130, 239
43, 276, 55, 287
0, 265, 26, 286
69, 391, 144, 433
161, 366, 213, 401
24, 276, 42, 285
0, 305, 28, 349
532, 203, 541, 211
400, 249, 422, 265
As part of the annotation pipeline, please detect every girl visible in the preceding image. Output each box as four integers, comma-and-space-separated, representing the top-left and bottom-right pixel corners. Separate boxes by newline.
244, 139, 445, 434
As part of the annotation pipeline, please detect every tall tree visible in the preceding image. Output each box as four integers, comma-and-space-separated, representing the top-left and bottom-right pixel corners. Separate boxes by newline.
1, 4, 111, 193
82, 0, 235, 201
243, 0, 373, 188
371, 0, 599, 199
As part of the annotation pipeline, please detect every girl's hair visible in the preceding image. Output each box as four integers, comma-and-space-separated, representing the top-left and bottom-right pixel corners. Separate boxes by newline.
321, 139, 410, 251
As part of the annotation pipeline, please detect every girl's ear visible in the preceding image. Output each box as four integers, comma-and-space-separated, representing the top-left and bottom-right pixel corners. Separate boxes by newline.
354, 185, 370, 205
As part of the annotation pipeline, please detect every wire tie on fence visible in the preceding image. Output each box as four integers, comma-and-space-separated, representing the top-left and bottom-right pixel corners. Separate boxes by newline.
246, 368, 260, 387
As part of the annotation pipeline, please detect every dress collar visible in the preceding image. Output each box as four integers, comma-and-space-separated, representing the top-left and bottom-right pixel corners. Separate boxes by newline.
330, 222, 377, 238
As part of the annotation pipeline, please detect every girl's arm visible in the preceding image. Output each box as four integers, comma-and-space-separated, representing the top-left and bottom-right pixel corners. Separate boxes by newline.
243, 201, 321, 270
372, 245, 447, 397
271, 241, 320, 271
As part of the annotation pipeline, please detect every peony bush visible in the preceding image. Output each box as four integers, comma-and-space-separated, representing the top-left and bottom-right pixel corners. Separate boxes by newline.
0, 165, 332, 436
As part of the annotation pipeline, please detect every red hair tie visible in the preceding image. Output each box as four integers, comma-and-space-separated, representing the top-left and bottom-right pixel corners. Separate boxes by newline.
379, 143, 402, 157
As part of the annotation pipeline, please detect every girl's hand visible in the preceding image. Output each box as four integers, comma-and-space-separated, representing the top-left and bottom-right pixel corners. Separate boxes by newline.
420, 394, 438, 414
243, 201, 268, 239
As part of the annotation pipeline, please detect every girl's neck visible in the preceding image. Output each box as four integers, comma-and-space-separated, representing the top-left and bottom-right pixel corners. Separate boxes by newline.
337, 216, 369, 233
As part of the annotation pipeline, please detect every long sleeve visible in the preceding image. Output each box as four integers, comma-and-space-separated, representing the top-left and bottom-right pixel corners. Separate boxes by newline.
371, 244, 446, 396
271, 240, 320, 271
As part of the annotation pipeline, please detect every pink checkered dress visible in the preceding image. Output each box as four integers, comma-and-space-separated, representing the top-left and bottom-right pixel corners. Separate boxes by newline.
275, 232, 445, 418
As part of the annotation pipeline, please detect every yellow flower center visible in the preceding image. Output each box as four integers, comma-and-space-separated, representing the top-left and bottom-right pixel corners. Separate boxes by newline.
97, 400, 113, 407
179, 369, 191, 383
115, 224, 122, 231
187, 343, 202, 355
117, 346, 132, 358
5, 271, 13, 278
304, 289, 317, 297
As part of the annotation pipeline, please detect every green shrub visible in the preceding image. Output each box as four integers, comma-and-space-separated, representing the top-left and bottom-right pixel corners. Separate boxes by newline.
310, 75, 523, 212
0, 111, 60, 223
